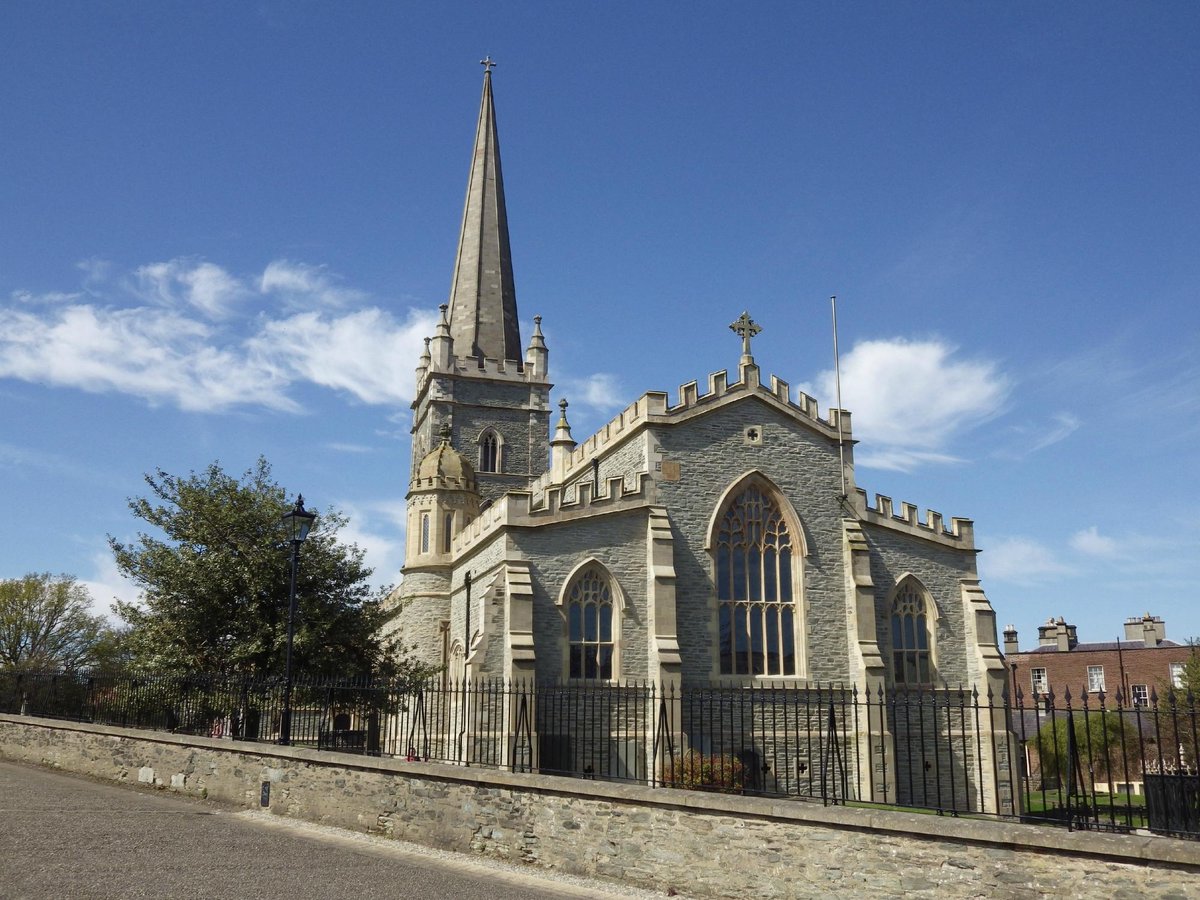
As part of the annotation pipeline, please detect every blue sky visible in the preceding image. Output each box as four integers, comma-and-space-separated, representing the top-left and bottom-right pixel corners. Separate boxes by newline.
2, 2, 1197, 650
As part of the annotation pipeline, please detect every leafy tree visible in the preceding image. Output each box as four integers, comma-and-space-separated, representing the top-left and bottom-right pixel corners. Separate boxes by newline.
1151, 643, 1200, 772
110, 458, 422, 682
1034, 709, 1141, 789
0, 573, 107, 671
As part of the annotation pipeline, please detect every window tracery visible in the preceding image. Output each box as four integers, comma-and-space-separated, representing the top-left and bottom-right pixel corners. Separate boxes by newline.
892, 579, 934, 685
714, 483, 797, 676
479, 430, 500, 473
566, 565, 615, 680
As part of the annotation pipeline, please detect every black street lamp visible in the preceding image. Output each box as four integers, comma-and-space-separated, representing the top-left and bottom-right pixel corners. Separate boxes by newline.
280, 494, 316, 745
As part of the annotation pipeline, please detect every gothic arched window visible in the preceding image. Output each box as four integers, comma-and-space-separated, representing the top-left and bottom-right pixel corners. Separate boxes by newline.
714, 483, 797, 676
566, 565, 615, 680
892, 578, 934, 685
479, 430, 501, 473
443, 512, 453, 553
420, 513, 430, 554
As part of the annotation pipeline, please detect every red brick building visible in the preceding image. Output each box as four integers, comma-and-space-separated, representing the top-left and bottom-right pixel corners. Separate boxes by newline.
1003, 614, 1195, 708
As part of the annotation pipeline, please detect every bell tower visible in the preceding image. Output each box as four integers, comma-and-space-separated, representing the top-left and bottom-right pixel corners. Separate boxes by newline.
409, 60, 552, 504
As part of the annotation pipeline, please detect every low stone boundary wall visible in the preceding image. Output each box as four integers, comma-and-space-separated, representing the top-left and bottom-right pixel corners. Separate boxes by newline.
2, 714, 1198, 898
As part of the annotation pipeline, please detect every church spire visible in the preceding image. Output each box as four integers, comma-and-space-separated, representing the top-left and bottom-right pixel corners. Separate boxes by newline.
447, 59, 521, 362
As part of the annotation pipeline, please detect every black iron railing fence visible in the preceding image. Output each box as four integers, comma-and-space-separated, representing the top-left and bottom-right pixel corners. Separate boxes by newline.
1, 670, 1196, 840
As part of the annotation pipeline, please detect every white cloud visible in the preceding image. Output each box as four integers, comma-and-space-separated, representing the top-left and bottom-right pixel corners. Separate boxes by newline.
260, 259, 365, 309
1069, 526, 1119, 558
334, 499, 408, 590
996, 412, 1081, 460
978, 536, 1075, 585
0, 303, 298, 412
808, 337, 1009, 471
134, 258, 247, 318
325, 442, 375, 454
80, 551, 141, 622
0, 258, 441, 413
561, 373, 625, 413
250, 307, 438, 405
10, 289, 82, 306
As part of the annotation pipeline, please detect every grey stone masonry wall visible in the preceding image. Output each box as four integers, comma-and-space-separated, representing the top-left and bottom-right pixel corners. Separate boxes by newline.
413, 373, 551, 504
3, 716, 1198, 899
653, 399, 851, 686
513, 508, 650, 682
390, 569, 451, 668
863, 524, 977, 687
447, 533, 509, 673
565, 434, 648, 502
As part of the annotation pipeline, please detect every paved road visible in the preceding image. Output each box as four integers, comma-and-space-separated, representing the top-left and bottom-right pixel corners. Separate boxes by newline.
0, 760, 663, 900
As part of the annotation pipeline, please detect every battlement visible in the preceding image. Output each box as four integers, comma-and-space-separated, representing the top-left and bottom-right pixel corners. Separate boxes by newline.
408, 473, 474, 493
663, 367, 849, 435
453, 470, 651, 557
416, 353, 549, 398
451, 354, 536, 381
539, 366, 852, 492
562, 393, 666, 473
856, 488, 975, 547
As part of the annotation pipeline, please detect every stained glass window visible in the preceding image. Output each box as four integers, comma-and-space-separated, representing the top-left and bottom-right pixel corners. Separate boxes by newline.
567, 566, 615, 680
715, 484, 796, 676
891, 580, 933, 685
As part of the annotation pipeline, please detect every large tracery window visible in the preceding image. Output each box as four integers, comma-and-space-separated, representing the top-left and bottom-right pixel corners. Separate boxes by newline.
715, 484, 797, 676
566, 566, 615, 680
892, 579, 934, 685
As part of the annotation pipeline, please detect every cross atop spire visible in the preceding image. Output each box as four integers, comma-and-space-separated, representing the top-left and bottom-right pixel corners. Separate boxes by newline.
446, 61, 521, 362
729, 311, 762, 364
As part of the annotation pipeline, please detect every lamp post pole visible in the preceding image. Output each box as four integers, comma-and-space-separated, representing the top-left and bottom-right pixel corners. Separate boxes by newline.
280, 495, 316, 746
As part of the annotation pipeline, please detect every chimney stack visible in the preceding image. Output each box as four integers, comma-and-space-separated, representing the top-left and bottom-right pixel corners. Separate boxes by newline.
1003, 624, 1019, 655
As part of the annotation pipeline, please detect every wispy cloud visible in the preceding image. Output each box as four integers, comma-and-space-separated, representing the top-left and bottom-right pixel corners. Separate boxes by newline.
983, 524, 1194, 596
0, 258, 439, 413
333, 498, 409, 590
978, 536, 1076, 585
0, 303, 297, 412
251, 307, 437, 405
560, 373, 625, 414
10, 289, 82, 306
1069, 526, 1120, 558
80, 550, 141, 622
993, 412, 1081, 460
133, 258, 248, 318
806, 337, 1010, 471
260, 259, 365, 310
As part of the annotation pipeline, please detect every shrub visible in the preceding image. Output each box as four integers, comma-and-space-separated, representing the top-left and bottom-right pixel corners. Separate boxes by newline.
665, 750, 745, 793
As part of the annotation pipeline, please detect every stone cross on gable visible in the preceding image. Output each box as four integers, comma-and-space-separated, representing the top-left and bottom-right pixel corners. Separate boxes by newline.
729, 311, 762, 362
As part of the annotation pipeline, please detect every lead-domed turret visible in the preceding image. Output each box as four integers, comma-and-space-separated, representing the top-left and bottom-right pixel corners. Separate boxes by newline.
416, 428, 477, 492
405, 424, 481, 568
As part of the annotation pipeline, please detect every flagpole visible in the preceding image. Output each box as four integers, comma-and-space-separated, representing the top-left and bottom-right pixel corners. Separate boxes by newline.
831, 295, 847, 500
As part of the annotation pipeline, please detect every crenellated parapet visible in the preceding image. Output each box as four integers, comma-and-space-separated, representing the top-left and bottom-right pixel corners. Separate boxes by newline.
416, 352, 550, 397
662, 367, 850, 437
561, 393, 665, 472
452, 470, 652, 558
546, 366, 852, 492
854, 488, 975, 549
408, 471, 474, 493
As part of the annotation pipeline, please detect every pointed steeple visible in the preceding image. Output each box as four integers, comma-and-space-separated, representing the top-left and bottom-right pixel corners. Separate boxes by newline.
447, 59, 521, 362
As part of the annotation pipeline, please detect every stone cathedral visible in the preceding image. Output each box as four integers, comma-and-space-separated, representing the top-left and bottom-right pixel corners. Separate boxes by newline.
387, 66, 1011, 808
